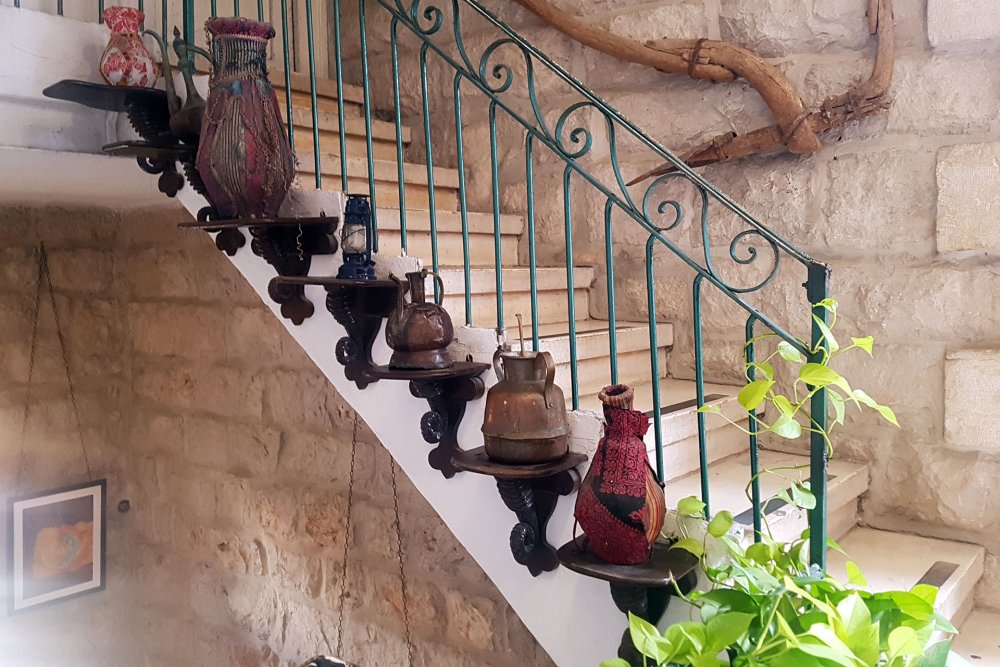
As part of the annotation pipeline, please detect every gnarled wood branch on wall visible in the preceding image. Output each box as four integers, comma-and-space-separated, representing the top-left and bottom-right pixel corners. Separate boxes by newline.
510, 0, 895, 182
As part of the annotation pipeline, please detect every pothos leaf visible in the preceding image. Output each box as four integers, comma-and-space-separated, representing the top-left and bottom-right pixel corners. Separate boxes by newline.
778, 340, 805, 363
671, 537, 705, 558
678, 496, 707, 516
851, 336, 874, 355
852, 389, 900, 427
739, 380, 774, 412
707, 511, 735, 538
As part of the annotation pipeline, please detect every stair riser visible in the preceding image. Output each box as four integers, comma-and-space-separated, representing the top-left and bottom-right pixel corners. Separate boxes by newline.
558, 348, 666, 399
740, 498, 858, 545
442, 288, 589, 328
539, 328, 674, 366
292, 129, 399, 162
378, 231, 519, 267
655, 421, 749, 481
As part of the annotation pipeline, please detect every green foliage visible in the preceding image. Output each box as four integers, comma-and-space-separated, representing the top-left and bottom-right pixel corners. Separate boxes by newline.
699, 300, 899, 453
598, 497, 956, 667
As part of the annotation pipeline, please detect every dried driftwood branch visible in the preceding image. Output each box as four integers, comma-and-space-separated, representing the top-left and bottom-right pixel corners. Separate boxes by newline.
510, 0, 895, 182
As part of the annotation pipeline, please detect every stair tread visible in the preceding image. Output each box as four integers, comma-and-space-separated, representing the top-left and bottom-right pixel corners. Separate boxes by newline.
533, 320, 674, 365
577, 376, 739, 417
663, 450, 868, 527
297, 151, 461, 189
954, 610, 1000, 664
827, 527, 985, 620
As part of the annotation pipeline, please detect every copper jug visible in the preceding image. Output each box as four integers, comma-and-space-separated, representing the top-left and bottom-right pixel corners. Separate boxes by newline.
482, 346, 569, 465
386, 270, 455, 370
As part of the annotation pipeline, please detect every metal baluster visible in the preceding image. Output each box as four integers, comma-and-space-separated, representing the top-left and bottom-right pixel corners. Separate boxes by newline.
563, 165, 579, 410
279, 0, 294, 150
332, 0, 348, 192
746, 315, 762, 541
646, 235, 664, 483
233, 0, 239, 17
360, 0, 380, 250
693, 274, 710, 517
807, 262, 831, 568
605, 199, 618, 385
182, 0, 193, 48
257, 0, 263, 19
525, 133, 539, 350
419, 43, 438, 286
453, 74, 471, 322
392, 19, 409, 253
99, 1, 105, 21
489, 101, 502, 330
304, 0, 321, 188
58, 1, 65, 15
161, 0, 167, 39
210, 0, 217, 16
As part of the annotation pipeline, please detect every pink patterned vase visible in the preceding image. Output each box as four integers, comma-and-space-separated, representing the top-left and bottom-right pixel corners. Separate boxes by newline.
99, 7, 158, 88
196, 17, 296, 220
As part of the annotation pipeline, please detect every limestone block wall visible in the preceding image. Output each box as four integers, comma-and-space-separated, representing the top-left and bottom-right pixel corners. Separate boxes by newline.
341, 0, 1000, 610
0, 205, 550, 666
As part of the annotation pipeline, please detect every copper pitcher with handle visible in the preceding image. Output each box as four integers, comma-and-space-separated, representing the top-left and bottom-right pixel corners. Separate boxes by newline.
482, 345, 569, 464
386, 269, 455, 370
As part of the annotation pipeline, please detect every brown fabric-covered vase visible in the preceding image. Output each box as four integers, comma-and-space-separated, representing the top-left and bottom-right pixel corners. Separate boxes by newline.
196, 17, 295, 219
574, 384, 666, 565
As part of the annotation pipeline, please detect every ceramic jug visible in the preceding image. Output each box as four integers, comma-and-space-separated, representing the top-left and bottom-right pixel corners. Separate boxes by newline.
196, 17, 295, 219
386, 270, 455, 370
100, 7, 158, 88
482, 349, 569, 464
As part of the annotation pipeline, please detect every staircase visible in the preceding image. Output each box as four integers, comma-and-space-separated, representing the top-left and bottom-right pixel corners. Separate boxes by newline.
3, 3, 995, 665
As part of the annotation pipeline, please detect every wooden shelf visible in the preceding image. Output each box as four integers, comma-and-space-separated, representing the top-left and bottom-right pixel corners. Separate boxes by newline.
452, 447, 587, 481
369, 361, 490, 382
42, 79, 167, 114
557, 536, 698, 588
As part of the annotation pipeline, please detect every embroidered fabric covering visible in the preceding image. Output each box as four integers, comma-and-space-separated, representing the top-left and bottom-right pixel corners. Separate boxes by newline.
206, 17, 277, 40
574, 384, 666, 565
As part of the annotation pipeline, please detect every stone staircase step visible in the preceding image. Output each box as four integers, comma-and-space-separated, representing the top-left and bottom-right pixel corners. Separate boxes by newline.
376, 208, 523, 267
438, 266, 594, 327
531, 320, 674, 398
578, 377, 750, 481
287, 106, 409, 162
954, 609, 1000, 664
296, 152, 461, 210
663, 449, 869, 543
273, 71, 365, 115
828, 528, 985, 625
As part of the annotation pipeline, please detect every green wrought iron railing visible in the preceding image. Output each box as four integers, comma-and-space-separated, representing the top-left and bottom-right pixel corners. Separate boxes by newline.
18, 0, 833, 568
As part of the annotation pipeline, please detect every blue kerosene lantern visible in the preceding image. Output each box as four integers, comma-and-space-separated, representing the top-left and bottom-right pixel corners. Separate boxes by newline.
337, 194, 375, 280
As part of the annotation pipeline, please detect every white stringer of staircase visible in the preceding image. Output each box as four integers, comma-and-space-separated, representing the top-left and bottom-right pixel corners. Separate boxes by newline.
0, 7, 989, 665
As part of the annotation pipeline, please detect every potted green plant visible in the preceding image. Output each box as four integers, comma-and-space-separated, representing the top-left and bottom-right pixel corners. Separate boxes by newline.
600, 300, 955, 666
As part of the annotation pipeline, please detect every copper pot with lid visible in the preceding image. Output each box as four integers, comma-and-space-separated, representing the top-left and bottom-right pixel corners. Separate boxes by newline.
482, 316, 569, 464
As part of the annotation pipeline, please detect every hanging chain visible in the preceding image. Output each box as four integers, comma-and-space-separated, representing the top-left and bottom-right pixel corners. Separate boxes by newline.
42, 244, 93, 479
14, 244, 46, 492
390, 457, 415, 667
334, 412, 360, 658
15, 243, 92, 491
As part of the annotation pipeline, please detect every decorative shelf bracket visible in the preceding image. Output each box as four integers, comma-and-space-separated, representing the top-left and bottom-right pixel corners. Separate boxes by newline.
557, 537, 699, 666
454, 448, 587, 576
373, 363, 488, 478
182, 217, 339, 325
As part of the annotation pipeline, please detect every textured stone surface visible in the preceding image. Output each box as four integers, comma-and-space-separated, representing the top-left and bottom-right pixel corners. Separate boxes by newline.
928, 0, 1000, 48
944, 350, 1000, 452
937, 142, 1000, 253
0, 206, 551, 667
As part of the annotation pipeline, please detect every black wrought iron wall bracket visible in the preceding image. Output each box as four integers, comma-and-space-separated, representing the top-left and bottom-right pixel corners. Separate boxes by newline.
183, 217, 340, 325
372, 363, 488, 479
453, 448, 587, 576
557, 538, 699, 666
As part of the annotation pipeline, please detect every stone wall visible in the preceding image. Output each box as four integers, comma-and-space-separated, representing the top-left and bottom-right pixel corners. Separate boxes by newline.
343, 0, 1000, 610
0, 205, 550, 666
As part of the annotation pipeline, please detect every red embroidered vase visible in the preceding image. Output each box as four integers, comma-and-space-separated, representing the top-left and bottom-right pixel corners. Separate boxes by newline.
99, 7, 158, 88
196, 17, 296, 219
574, 384, 666, 565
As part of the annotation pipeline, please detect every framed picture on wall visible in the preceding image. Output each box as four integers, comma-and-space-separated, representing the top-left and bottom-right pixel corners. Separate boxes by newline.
7, 479, 106, 613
